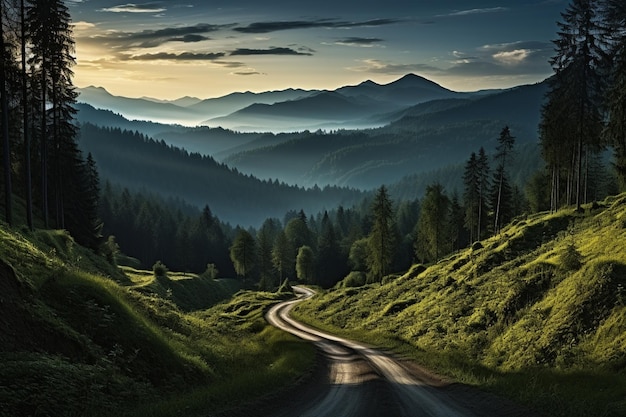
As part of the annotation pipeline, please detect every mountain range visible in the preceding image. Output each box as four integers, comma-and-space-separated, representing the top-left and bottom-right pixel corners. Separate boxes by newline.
77, 74, 497, 132
75, 73, 548, 224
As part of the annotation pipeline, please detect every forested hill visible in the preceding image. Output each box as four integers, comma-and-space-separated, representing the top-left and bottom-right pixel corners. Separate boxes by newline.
76, 123, 365, 226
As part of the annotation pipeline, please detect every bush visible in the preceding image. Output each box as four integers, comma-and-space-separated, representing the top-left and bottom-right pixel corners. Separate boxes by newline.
343, 271, 366, 288
560, 243, 582, 271
153, 261, 169, 279
200, 263, 219, 280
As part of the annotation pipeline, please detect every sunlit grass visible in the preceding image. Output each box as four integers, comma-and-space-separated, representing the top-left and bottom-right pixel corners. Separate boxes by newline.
292, 194, 626, 417
0, 225, 316, 417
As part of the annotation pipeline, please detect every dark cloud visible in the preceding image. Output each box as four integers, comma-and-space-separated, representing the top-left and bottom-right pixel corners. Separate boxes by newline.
335, 37, 384, 47
126, 52, 226, 61
233, 71, 264, 76
169, 34, 210, 43
234, 18, 401, 34
82, 23, 227, 49
444, 7, 508, 17
230, 47, 313, 56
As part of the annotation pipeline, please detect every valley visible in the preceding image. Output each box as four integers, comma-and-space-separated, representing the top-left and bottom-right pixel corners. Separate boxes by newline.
1, 0, 625, 415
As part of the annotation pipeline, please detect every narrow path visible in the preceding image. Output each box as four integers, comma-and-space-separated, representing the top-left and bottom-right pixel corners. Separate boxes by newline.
265, 286, 544, 417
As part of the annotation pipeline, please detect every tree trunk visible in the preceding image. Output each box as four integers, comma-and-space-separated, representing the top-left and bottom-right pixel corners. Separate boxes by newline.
41, 61, 48, 228
21, 0, 33, 230
0, 2, 12, 226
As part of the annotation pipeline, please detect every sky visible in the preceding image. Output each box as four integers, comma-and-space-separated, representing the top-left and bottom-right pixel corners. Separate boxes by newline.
67, 0, 567, 100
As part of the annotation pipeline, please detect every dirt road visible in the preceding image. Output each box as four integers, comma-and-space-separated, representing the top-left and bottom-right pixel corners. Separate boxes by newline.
264, 286, 544, 417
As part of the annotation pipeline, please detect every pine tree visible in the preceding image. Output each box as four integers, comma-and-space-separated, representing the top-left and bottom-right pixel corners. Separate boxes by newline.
415, 183, 450, 263
1, 0, 13, 225
272, 230, 291, 282
492, 126, 515, 233
476, 147, 490, 239
20, 0, 33, 229
463, 149, 490, 242
603, 0, 626, 190
448, 192, 467, 251
257, 224, 276, 290
366, 185, 396, 282
542, 0, 607, 210
463, 152, 479, 242
27, 0, 80, 227
316, 211, 344, 287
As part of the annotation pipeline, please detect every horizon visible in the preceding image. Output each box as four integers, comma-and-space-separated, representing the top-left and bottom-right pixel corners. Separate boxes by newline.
78, 72, 545, 102
68, 1, 563, 100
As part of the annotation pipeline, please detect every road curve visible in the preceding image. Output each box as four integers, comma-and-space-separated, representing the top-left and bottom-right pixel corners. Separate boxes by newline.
265, 286, 481, 417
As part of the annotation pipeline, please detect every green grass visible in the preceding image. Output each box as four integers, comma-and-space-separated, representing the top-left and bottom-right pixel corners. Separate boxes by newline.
292, 195, 626, 417
0, 225, 315, 417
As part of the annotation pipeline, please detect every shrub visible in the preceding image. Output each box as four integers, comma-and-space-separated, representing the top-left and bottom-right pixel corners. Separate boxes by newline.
200, 263, 219, 280
343, 271, 366, 288
560, 243, 582, 271
153, 261, 169, 279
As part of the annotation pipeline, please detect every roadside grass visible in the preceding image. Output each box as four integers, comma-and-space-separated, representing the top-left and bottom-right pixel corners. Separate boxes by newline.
0, 225, 315, 417
292, 195, 626, 417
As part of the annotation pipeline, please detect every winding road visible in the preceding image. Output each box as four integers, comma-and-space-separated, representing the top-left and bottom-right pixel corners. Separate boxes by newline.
265, 286, 542, 417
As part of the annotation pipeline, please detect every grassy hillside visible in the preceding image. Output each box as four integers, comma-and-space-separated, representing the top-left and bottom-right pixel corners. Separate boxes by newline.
293, 194, 626, 417
0, 225, 314, 417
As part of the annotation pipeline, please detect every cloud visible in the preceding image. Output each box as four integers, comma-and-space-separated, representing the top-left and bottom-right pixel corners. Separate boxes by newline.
442, 7, 509, 17
100, 2, 166, 13
234, 18, 401, 34
168, 34, 210, 43
349, 59, 441, 75
446, 41, 553, 76
79, 23, 225, 49
72, 21, 96, 31
232, 71, 264, 76
349, 40, 553, 79
334, 37, 384, 47
230, 47, 313, 56
126, 52, 226, 61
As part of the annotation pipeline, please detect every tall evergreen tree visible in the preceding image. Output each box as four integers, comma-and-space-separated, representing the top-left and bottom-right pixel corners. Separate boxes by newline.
463, 152, 479, 242
272, 230, 291, 282
476, 147, 490, 239
316, 211, 344, 287
366, 185, 396, 282
257, 223, 276, 290
1, 0, 13, 225
448, 192, 467, 251
27, 0, 80, 228
542, 0, 607, 210
603, 0, 626, 190
463, 149, 490, 241
415, 183, 450, 263
492, 126, 515, 233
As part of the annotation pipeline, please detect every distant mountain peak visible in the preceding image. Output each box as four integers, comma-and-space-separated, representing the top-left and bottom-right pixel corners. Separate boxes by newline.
359, 80, 381, 87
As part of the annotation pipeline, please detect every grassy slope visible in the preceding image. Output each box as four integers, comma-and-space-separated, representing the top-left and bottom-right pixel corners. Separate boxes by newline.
293, 194, 626, 417
0, 226, 314, 417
